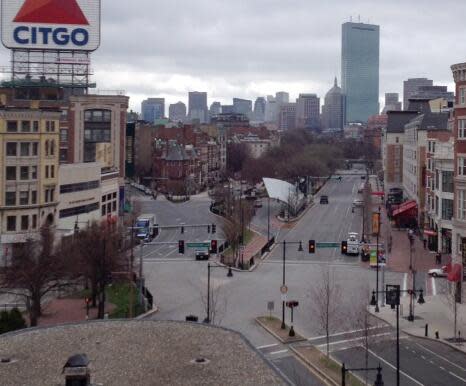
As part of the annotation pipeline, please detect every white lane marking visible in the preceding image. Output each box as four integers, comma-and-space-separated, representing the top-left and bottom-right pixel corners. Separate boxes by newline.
315, 332, 392, 347
270, 349, 288, 355
440, 366, 446, 370
402, 273, 408, 296
431, 277, 437, 296
449, 371, 466, 382
421, 355, 426, 360
257, 343, 279, 350
429, 360, 435, 364
367, 349, 424, 386
307, 326, 389, 341
415, 343, 466, 372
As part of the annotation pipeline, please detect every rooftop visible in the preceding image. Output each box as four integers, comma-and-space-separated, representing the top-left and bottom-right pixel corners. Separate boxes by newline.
0, 320, 286, 386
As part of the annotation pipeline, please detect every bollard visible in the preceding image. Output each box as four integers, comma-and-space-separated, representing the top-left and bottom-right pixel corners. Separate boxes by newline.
425, 324, 428, 337
435, 331, 439, 339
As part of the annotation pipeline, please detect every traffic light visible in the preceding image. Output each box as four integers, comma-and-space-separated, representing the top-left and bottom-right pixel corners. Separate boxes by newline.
309, 240, 315, 253
207, 224, 211, 233
210, 239, 218, 254
341, 240, 347, 254
212, 223, 216, 234
178, 240, 185, 254
181, 225, 184, 234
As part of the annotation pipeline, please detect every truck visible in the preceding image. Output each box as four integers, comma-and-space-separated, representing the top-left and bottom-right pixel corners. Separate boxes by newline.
346, 232, 360, 256
135, 214, 157, 241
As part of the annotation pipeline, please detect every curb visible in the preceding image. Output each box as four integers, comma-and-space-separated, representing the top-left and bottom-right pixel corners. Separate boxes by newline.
289, 345, 339, 386
368, 309, 466, 355
255, 317, 306, 344
137, 306, 159, 319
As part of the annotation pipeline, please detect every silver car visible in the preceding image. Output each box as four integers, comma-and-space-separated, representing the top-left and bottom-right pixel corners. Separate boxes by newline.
428, 266, 447, 278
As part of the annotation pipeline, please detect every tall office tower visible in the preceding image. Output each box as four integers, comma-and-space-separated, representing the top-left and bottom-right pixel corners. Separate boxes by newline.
341, 21, 380, 123
168, 101, 187, 122
253, 97, 266, 122
321, 77, 345, 131
209, 101, 222, 116
382, 93, 402, 113
265, 96, 277, 123
233, 98, 253, 116
141, 98, 165, 123
296, 94, 320, 130
275, 92, 289, 105
188, 91, 208, 123
278, 103, 297, 130
410, 85, 454, 105
403, 78, 433, 110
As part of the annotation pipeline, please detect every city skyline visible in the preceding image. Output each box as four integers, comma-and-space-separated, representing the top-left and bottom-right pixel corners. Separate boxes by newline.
0, 1, 458, 112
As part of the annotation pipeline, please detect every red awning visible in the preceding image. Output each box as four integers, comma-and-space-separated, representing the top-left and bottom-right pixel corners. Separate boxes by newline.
393, 200, 417, 217
423, 229, 437, 236
447, 264, 462, 282
371, 191, 385, 197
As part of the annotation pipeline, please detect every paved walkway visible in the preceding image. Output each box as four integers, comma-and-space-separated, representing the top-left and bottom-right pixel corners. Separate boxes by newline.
241, 233, 267, 265
37, 298, 116, 327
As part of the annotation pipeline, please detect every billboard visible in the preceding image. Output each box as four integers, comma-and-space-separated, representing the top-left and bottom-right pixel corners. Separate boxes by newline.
1, 0, 100, 50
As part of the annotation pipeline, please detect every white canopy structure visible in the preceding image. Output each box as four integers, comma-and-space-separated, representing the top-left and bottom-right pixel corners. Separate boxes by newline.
262, 177, 306, 218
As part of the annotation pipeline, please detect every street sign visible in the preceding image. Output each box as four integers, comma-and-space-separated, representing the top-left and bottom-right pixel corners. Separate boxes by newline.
280, 285, 288, 294
267, 301, 274, 311
281, 294, 287, 301
316, 242, 340, 248
187, 242, 210, 249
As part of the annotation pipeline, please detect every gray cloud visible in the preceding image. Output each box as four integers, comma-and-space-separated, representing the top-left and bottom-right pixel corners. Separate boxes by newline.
2, 0, 465, 111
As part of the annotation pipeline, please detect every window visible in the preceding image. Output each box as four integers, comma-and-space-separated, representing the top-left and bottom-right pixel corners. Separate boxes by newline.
45, 165, 49, 178
50, 188, 54, 202
5, 192, 16, 206
19, 191, 29, 205
442, 199, 453, 220
6, 142, 17, 156
20, 166, 29, 180
45, 140, 49, 156
435, 196, 439, 216
435, 169, 439, 190
32, 214, 37, 229
107, 202, 111, 214
31, 190, 37, 204
6, 216, 16, 231
461, 88, 466, 105
101, 205, 106, 216
31, 166, 37, 180
458, 190, 466, 220
51, 165, 54, 178
21, 215, 28, 230
21, 121, 30, 132
458, 157, 466, 176
112, 200, 116, 212
395, 137, 399, 143
59, 202, 99, 218
112, 192, 117, 199
60, 180, 100, 194
60, 129, 68, 142
459, 120, 466, 139
32, 142, 38, 156
32, 121, 39, 132
6, 166, 16, 180
59, 148, 68, 162
442, 171, 454, 193
50, 140, 55, 156
20, 142, 30, 156
6, 121, 17, 132
46, 121, 56, 132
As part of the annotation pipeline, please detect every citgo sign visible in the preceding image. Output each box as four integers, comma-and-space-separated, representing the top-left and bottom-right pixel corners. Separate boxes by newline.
1, 0, 100, 51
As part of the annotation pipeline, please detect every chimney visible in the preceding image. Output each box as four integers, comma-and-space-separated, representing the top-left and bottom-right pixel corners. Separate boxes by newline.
63, 354, 91, 386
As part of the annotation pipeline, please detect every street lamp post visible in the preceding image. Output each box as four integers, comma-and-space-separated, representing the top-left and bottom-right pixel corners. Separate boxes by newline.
280, 240, 303, 329
204, 263, 233, 323
371, 285, 425, 386
267, 196, 271, 247
375, 207, 381, 312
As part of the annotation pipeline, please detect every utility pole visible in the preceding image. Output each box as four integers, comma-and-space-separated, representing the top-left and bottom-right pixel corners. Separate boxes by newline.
139, 242, 144, 307
129, 226, 134, 318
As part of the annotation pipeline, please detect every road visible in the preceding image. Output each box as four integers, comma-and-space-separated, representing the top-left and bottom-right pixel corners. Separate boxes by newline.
134, 174, 466, 386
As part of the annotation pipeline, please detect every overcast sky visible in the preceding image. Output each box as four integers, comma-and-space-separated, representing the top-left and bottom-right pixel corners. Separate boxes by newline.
4, 0, 466, 112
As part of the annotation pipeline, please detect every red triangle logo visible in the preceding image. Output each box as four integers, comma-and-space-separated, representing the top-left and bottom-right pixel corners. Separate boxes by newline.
13, 0, 89, 25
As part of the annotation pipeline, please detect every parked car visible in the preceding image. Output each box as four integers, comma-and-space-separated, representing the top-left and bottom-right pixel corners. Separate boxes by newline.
428, 266, 448, 278
320, 195, 329, 204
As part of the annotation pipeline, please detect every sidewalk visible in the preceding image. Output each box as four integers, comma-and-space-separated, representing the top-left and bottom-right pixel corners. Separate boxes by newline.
369, 295, 466, 353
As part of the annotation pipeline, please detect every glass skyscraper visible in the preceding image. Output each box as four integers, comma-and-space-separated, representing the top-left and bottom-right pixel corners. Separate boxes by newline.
341, 22, 380, 123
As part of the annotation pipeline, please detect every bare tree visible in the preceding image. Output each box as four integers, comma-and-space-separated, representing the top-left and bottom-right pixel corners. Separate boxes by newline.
220, 216, 242, 266
309, 267, 342, 357
441, 281, 465, 342
200, 281, 228, 325
74, 221, 125, 318
0, 225, 78, 326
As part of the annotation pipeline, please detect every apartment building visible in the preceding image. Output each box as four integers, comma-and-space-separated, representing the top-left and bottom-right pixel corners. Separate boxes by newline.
0, 109, 60, 264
